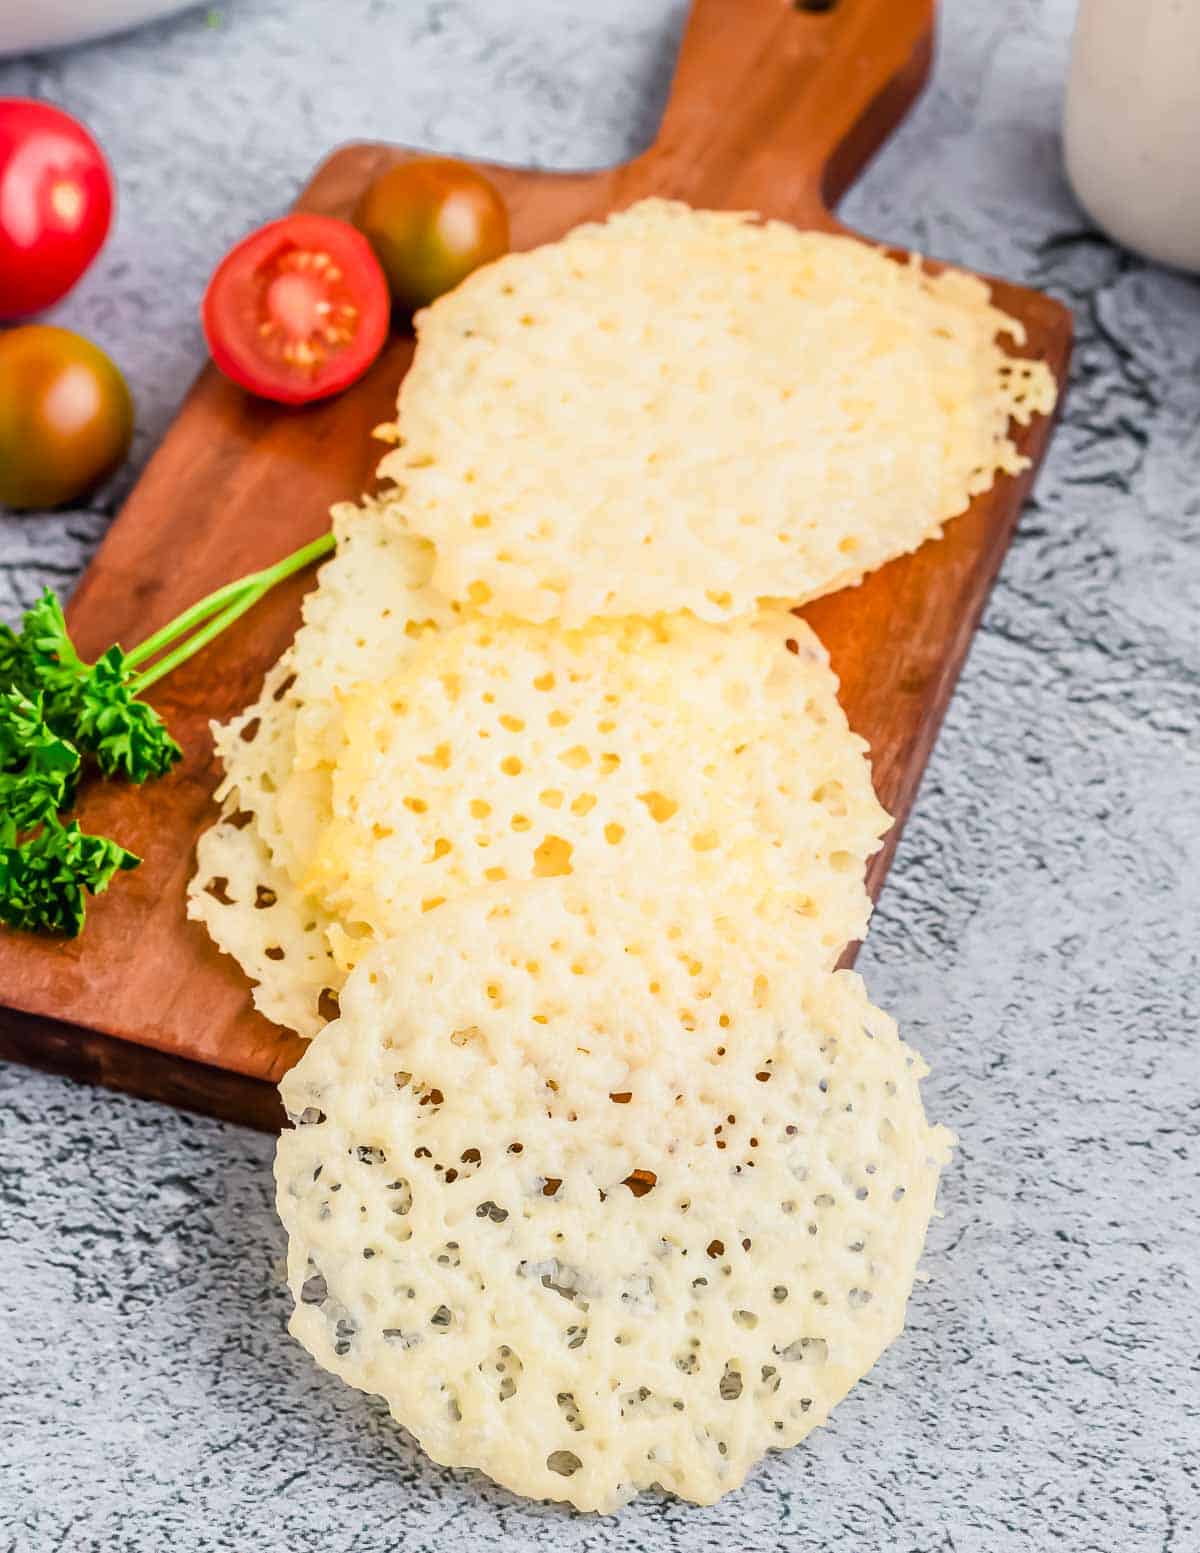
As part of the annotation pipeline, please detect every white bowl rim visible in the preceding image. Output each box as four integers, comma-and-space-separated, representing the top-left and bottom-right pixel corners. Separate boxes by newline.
0, 0, 199, 59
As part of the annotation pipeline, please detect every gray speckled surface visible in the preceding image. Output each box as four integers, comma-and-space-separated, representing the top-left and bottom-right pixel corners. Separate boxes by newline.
1, 1, 1198, 1548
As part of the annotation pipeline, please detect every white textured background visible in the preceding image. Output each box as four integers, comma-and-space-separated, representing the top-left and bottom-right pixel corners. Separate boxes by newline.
1, 2, 1198, 1549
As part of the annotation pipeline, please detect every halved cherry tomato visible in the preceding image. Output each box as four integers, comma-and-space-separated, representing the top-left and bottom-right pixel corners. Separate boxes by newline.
354, 157, 509, 314
202, 214, 390, 406
0, 325, 133, 510
0, 99, 114, 321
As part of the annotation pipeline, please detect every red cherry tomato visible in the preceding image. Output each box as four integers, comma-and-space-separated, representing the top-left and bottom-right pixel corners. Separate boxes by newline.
202, 214, 390, 406
0, 99, 114, 321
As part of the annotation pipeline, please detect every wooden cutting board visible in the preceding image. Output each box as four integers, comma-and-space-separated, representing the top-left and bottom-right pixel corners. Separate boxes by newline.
0, 0, 1071, 1130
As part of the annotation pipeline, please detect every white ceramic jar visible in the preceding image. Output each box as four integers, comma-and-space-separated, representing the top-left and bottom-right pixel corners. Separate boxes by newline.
1064, 0, 1200, 272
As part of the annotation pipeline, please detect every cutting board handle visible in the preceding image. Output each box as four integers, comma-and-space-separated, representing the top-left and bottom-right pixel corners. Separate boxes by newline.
617, 0, 935, 226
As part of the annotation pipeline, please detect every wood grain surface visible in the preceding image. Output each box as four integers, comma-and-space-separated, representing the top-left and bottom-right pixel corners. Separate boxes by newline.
0, 0, 1072, 1128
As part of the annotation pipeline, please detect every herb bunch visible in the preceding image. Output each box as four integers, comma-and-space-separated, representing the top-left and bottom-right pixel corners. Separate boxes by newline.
1, 531, 334, 938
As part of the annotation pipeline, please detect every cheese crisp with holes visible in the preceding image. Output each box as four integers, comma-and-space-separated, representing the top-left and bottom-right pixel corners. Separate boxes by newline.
187, 501, 455, 1034
276, 880, 953, 1511
304, 609, 888, 974
379, 199, 1057, 624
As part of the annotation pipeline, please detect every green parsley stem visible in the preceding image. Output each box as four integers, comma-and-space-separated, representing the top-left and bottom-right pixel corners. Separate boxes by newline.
126, 531, 336, 690
121, 576, 258, 670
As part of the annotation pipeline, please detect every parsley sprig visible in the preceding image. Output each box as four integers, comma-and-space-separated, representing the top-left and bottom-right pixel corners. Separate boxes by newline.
1, 531, 334, 937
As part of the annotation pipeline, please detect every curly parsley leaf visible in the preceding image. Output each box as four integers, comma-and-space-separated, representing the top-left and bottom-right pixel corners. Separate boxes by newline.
0, 688, 81, 829
0, 621, 28, 692
75, 647, 183, 782
0, 596, 181, 782
11, 590, 90, 733
0, 820, 140, 938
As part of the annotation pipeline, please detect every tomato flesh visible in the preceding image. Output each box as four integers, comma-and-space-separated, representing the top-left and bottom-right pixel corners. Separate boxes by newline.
202, 214, 389, 405
0, 99, 114, 321
354, 157, 509, 313
0, 325, 133, 510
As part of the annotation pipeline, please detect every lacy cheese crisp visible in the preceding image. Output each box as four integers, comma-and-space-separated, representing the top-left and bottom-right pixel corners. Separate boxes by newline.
304, 608, 888, 974
187, 502, 454, 1034
191, 518, 889, 1027
381, 199, 1056, 624
276, 880, 953, 1510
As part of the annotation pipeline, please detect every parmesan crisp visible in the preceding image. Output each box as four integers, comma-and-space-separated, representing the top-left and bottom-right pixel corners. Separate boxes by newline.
276, 880, 953, 1511
304, 608, 888, 975
187, 502, 452, 1033
379, 198, 1057, 624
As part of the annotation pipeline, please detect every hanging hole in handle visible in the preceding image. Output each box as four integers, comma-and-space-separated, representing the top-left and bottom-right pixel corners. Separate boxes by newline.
793, 0, 840, 12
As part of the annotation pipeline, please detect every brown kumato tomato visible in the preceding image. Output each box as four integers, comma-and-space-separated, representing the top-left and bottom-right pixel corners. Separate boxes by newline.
202, 213, 390, 406
0, 325, 133, 510
354, 157, 509, 314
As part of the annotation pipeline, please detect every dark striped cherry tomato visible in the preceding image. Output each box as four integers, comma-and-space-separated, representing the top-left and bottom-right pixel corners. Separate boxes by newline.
354, 157, 509, 314
0, 325, 132, 510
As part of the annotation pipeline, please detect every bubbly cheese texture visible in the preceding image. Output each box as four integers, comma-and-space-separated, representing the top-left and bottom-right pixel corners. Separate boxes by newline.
206, 500, 452, 882
188, 501, 456, 1029
380, 198, 1058, 624
276, 880, 953, 1510
189, 780, 339, 1037
305, 609, 889, 972
286, 495, 456, 773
